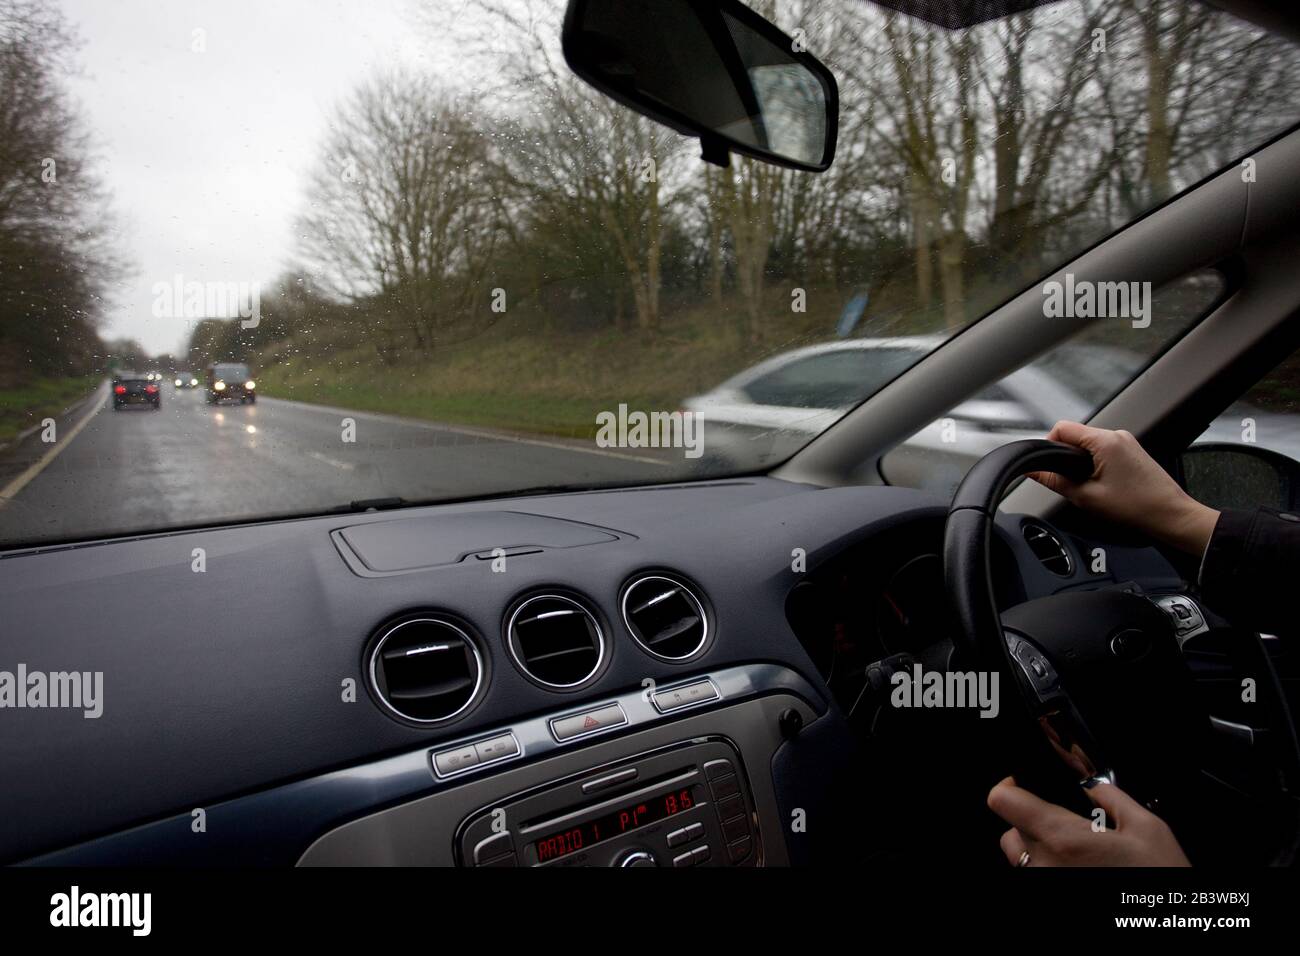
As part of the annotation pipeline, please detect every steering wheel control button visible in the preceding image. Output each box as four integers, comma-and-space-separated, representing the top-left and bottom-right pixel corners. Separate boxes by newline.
1153, 595, 1209, 643
432, 744, 479, 776
549, 703, 628, 743
1007, 635, 1058, 697
651, 679, 719, 714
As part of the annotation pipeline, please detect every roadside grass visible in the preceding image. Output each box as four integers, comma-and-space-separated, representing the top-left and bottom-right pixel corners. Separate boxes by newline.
255, 291, 899, 436
0, 375, 100, 445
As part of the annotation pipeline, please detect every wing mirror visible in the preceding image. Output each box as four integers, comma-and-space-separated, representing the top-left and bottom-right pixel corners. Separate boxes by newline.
1177, 443, 1300, 512
561, 0, 838, 171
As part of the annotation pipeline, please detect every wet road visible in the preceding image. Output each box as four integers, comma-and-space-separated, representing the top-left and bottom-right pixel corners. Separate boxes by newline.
0, 383, 681, 547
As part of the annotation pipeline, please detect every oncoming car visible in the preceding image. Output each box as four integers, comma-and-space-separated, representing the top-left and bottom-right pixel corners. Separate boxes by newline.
205, 362, 256, 404
173, 371, 199, 388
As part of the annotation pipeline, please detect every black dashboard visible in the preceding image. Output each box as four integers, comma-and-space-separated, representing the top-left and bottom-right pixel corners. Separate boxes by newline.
0, 477, 1186, 866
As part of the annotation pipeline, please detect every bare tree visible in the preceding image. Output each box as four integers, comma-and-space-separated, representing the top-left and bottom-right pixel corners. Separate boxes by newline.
296, 72, 502, 357
0, 0, 120, 379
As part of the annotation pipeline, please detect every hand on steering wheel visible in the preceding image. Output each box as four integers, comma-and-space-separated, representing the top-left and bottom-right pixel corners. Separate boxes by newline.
944, 433, 1211, 865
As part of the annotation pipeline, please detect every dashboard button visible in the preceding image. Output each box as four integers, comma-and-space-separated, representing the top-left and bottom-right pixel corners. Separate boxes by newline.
703, 759, 734, 781
666, 822, 705, 848
710, 774, 740, 800
672, 850, 696, 867
474, 734, 519, 763
550, 703, 627, 742
691, 844, 711, 864
716, 794, 745, 822
652, 680, 719, 713
433, 745, 479, 776
728, 836, 753, 863
722, 815, 750, 843
581, 767, 638, 794
473, 832, 514, 865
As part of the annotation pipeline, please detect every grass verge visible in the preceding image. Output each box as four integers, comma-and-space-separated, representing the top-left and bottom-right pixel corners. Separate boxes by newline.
0, 375, 100, 445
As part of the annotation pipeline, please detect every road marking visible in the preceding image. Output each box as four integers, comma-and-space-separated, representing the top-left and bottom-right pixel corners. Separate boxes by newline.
307, 450, 355, 471
0, 381, 107, 507
261, 396, 675, 467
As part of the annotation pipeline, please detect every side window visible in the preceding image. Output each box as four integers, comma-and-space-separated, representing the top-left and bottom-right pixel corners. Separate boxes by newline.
743, 348, 919, 409
881, 270, 1225, 498
1195, 349, 1300, 461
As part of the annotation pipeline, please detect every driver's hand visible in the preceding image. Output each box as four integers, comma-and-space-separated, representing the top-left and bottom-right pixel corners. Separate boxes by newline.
988, 776, 1191, 867
1030, 421, 1219, 556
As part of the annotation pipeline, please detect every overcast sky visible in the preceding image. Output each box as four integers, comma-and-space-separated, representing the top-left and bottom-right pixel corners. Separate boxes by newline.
58, 0, 461, 355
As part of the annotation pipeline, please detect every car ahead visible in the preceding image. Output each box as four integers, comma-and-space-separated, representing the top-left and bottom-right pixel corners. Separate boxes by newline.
205, 362, 256, 404
173, 371, 199, 388
110, 371, 161, 410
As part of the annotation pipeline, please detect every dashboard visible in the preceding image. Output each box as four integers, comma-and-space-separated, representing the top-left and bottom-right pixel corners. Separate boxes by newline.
0, 476, 1186, 866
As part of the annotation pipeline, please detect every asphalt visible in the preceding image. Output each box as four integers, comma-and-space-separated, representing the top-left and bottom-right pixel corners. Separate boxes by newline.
0, 384, 687, 548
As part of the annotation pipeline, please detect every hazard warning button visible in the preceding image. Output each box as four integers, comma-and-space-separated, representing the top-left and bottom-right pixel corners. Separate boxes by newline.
549, 703, 628, 742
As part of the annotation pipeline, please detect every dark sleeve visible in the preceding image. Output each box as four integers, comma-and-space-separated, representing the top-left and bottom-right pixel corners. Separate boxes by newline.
1198, 507, 1300, 635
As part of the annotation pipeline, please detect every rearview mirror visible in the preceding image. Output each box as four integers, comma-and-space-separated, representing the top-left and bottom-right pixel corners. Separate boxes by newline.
562, 0, 838, 171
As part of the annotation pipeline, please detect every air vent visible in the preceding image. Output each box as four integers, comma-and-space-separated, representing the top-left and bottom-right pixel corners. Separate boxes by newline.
622, 575, 709, 660
507, 595, 605, 688
369, 618, 483, 723
1022, 522, 1073, 576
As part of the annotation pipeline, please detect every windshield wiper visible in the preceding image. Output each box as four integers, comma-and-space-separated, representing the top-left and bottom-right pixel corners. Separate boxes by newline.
332, 497, 409, 513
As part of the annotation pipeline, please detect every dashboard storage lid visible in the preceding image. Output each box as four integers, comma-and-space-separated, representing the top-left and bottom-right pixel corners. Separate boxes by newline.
335, 511, 624, 575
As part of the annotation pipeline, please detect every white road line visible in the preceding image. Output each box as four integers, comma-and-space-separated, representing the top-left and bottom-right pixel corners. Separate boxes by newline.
260, 396, 675, 466
0, 381, 108, 507
307, 450, 356, 471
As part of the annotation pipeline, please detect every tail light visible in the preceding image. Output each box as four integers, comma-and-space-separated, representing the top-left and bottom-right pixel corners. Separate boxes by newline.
145, 384, 158, 394
114, 385, 126, 395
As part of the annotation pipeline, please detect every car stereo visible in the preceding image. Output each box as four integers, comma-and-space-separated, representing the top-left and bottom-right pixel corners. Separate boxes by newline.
456, 739, 759, 867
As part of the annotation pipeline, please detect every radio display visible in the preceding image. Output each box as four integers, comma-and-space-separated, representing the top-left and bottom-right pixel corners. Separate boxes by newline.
533, 786, 697, 862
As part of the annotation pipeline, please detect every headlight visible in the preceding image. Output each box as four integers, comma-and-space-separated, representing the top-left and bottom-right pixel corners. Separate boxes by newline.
245, 380, 256, 390
190, 378, 198, 387
174, 378, 183, 387
214, 381, 227, 391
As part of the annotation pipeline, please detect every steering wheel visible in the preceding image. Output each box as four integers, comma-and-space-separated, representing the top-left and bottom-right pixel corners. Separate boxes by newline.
942, 440, 1217, 836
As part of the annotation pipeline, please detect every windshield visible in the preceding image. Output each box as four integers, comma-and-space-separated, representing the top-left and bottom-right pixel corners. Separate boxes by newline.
2, 0, 1298, 546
